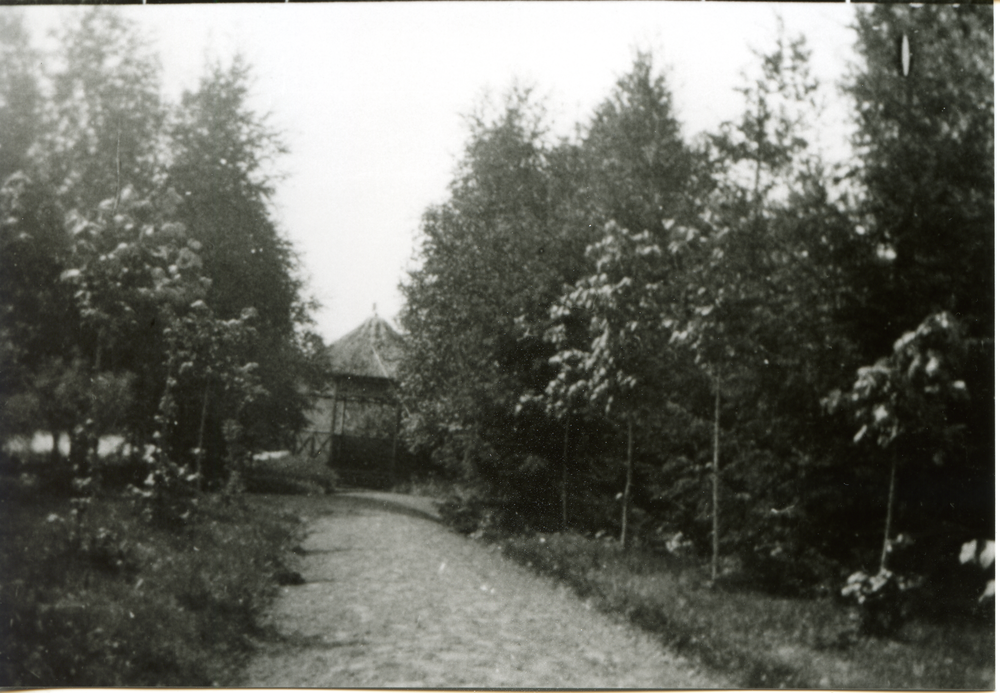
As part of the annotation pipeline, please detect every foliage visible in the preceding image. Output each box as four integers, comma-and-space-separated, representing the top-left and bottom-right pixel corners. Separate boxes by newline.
844, 5, 993, 356
841, 568, 921, 637
535, 219, 691, 545
0, 492, 302, 687
167, 54, 320, 450
0, 10, 320, 505
242, 451, 338, 496
399, 85, 578, 511
825, 311, 970, 579
401, 15, 992, 610
36, 8, 166, 212
827, 312, 968, 453
0, 12, 42, 185
501, 531, 994, 689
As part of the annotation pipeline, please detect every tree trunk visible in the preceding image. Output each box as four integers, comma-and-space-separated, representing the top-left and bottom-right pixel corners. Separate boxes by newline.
880, 451, 898, 572
196, 385, 209, 494
620, 418, 634, 549
561, 418, 570, 532
327, 381, 339, 467
712, 375, 721, 583
50, 430, 63, 464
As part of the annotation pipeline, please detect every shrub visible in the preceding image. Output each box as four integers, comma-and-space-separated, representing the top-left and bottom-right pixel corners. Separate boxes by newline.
436, 487, 487, 535
0, 492, 301, 687
243, 452, 338, 495
840, 568, 921, 636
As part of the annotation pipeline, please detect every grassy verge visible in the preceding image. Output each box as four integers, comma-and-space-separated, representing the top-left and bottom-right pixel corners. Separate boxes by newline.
500, 532, 994, 689
0, 487, 303, 687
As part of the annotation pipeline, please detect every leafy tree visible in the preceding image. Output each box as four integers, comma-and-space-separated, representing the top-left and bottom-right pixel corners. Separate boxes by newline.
57, 185, 208, 467
0, 174, 77, 451
825, 312, 969, 571
164, 301, 264, 490
844, 5, 993, 357
35, 8, 166, 212
538, 220, 687, 546
666, 30, 826, 579
0, 16, 72, 449
0, 11, 42, 185
2, 9, 169, 460
534, 54, 706, 542
581, 52, 699, 238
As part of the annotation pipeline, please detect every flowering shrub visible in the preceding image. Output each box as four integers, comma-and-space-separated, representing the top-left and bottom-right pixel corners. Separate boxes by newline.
958, 539, 995, 606
841, 568, 921, 636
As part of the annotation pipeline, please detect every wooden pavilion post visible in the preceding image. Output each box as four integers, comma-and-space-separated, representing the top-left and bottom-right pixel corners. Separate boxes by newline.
328, 380, 339, 467
390, 401, 401, 483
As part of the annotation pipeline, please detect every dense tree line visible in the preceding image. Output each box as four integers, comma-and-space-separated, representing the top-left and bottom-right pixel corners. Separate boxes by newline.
0, 9, 326, 499
400, 5, 992, 600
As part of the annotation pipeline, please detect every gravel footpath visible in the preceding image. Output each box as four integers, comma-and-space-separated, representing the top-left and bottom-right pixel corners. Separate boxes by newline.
243, 492, 727, 688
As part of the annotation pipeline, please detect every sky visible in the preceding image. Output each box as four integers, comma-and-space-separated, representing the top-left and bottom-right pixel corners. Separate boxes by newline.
22, 2, 860, 344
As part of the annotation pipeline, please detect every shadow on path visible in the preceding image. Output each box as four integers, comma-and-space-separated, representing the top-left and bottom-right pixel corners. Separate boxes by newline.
332, 490, 441, 524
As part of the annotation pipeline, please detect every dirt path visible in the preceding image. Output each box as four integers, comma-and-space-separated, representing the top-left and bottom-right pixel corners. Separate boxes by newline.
243, 492, 728, 688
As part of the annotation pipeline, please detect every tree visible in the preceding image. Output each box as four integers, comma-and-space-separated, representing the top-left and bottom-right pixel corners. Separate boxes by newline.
669, 29, 826, 580
0, 174, 77, 451
581, 52, 699, 238
400, 86, 575, 518
0, 17, 75, 451
0, 12, 42, 185
167, 54, 317, 451
843, 5, 992, 356
0, 10, 324, 517
825, 312, 969, 571
35, 8, 166, 212
837, 4, 993, 556
539, 220, 687, 547
533, 53, 706, 543
57, 185, 208, 467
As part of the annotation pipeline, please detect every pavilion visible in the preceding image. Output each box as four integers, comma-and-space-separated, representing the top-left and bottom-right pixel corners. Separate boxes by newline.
296, 313, 406, 486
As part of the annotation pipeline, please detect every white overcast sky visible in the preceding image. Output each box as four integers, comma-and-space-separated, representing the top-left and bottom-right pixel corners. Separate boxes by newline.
22, 2, 861, 343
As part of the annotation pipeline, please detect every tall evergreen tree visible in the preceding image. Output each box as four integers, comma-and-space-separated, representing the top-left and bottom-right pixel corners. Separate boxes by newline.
837, 3, 993, 553
400, 87, 581, 524
844, 4, 993, 356
167, 54, 314, 451
581, 52, 701, 237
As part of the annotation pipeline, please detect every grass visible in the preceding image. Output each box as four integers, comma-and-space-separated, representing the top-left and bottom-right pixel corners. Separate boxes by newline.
390, 474, 454, 499
0, 482, 303, 687
500, 532, 995, 689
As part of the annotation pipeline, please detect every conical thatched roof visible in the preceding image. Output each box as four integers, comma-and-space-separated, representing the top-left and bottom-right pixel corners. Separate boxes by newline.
326, 315, 405, 380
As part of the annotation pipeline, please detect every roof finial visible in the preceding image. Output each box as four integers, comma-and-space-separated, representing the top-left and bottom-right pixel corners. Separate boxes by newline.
372, 302, 378, 317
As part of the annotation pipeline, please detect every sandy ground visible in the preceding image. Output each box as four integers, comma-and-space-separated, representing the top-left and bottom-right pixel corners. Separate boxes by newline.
242, 492, 728, 688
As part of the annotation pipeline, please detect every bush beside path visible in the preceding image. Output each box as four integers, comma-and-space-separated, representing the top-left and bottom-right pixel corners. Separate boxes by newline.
243, 492, 728, 688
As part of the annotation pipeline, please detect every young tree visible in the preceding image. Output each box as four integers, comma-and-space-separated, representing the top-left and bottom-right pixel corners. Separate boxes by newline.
57, 185, 207, 466
671, 29, 825, 580
825, 312, 968, 571
540, 220, 687, 547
